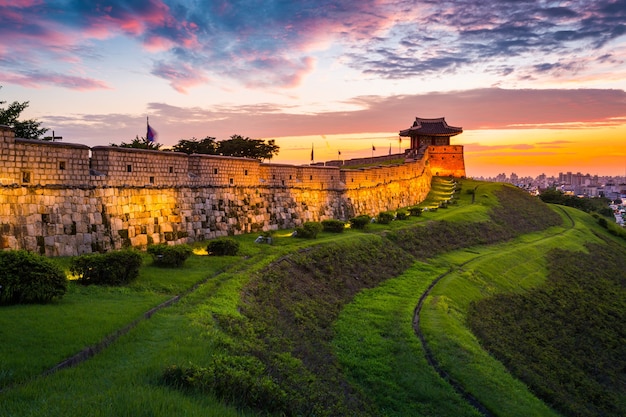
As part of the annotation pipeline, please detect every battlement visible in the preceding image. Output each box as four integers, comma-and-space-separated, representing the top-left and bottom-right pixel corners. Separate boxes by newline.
0, 123, 462, 256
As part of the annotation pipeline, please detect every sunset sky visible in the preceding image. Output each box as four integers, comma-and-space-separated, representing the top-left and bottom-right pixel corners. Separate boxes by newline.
1, 0, 625, 178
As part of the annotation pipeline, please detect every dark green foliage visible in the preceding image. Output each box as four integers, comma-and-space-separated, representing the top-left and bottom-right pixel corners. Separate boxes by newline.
0, 250, 66, 304
539, 188, 611, 213
395, 210, 409, 220
468, 241, 626, 417
321, 219, 346, 233
171, 136, 217, 154
377, 211, 395, 224
408, 206, 422, 216
162, 357, 288, 413
70, 250, 142, 286
598, 217, 608, 228
216, 134, 280, 161
294, 222, 323, 239
206, 237, 239, 256
0, 88, 48, 139
147, 244, 193, 267
349, 214, 371, 229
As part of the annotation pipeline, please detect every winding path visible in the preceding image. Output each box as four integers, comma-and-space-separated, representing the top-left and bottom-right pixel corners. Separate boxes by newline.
412, 206, 575, 417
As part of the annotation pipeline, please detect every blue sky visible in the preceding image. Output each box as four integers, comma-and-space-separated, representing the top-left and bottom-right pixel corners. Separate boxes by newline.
1, 0, 625, 176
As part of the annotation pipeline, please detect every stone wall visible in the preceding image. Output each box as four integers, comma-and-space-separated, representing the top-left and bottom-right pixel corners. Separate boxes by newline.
428, 145, 466, 178
0, 125, 440, 256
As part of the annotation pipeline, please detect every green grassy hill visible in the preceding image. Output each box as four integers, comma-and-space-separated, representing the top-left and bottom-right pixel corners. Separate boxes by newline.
1, 178, 624, 416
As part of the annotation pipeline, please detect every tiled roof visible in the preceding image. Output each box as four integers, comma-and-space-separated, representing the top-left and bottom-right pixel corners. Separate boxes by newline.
399, 117, 463, 137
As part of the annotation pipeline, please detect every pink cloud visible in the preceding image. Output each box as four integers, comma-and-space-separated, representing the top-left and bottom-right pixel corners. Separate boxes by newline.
0, 71, 110, 91
151, 62, 209, 94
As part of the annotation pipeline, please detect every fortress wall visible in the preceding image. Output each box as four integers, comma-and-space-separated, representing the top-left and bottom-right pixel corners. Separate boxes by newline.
260, 164, 342, 190
90, 146, 191, 187
428, 145, 465, 177
0, 126, 91, 186
1, 128, 439, 256
189, 154, 261, 186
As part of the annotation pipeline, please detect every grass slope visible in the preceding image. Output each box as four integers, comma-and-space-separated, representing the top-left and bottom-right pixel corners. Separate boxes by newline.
1, 179, 623, 417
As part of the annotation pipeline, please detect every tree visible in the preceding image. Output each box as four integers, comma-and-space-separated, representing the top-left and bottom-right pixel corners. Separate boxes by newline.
217, 134, 280, 161
0, 87, 49, 139
172, 136, 218, 154
111, 135, 162, 150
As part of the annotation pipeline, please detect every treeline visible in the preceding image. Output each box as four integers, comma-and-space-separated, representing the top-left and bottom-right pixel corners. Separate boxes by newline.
539, 188, 612, 216
468, 240, 626, 417
113, 134, 280, 161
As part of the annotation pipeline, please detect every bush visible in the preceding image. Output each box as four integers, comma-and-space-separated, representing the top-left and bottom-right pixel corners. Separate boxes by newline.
396, 210, 409, 220
207, 237, 239, 256
349, 215, 371, 230
377, 211, 395, 224
147, 244, 193, 267
598, 217, 608, 228
408, 206, 422, 217
162, 356, 288, 413
321, 219, 346, 233
294, 222, 323, 239
70, 250, 142, 286
0, 250, 67, 304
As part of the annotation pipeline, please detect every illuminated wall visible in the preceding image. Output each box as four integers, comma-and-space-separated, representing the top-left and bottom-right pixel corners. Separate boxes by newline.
0, 125, 446, 256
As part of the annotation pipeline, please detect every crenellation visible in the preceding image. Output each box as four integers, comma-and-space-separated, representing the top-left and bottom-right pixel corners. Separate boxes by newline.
0, 118, 465, 255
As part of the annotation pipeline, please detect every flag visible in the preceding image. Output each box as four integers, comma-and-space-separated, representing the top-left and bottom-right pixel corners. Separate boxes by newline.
372, 145, 376, 151
146, 117, 158, 143
338, 150, 341, 156
311, 144, 314, 161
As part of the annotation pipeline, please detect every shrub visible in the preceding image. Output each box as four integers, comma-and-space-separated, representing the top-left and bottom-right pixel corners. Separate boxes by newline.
147, 244, 193, 267
321, 219, 346, 233
408, 206, 422, 217
70, 250, 142, 286
294, 222, 323, 239
349, 215, 371, 229
395, 210, 409, 220
207, 237, 239, 256
597, 217, 608, 228
377, 211, 395, 224
0, 250, 67, 304
162, 356, 288, 413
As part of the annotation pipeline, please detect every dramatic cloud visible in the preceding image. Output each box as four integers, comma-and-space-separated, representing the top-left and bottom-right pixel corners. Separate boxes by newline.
3, 0, 624, 92
42, 87, 626, 147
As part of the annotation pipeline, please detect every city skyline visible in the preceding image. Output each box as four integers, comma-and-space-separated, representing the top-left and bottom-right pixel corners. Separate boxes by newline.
1, 1, 625, 178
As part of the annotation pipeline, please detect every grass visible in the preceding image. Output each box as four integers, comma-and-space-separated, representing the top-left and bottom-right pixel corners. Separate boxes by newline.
333, 261, 481, 417
1, 178, 623, 416
420, 206, 605, 416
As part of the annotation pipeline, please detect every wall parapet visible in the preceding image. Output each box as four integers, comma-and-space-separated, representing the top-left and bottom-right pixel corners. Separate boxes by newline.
0, 133, 447, 255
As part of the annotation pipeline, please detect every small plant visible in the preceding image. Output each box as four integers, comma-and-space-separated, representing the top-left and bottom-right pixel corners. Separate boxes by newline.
598, 217, 608, 228
349, 214, 371, 229
294, 221, 323, 239
207, 237, 239, 256
408, 206, 422, 217
147, 244, 193, 267
70, 250, 143, 286
321, 219, 346, 233
0, 250, 67, 304
377, 211, 395, 224
395, 210, 409, 220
